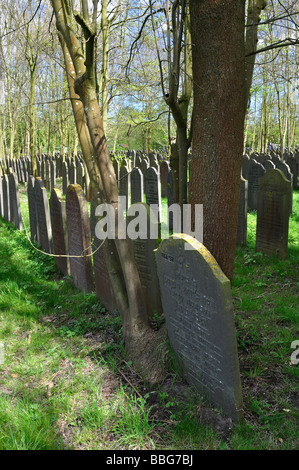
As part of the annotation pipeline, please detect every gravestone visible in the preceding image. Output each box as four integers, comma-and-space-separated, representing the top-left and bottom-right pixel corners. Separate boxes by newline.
275, 160, 293, 213
119, 165, 130, 210
27, 176, 38, 242
140, 158, 149, 175
144, 167, 161, 223
50, 188, 70, 276
127, 203, 163, 321
90, 195, 116, 312
236, 177, 247, 246
247, 159, 265, 211
160, 160, 170, 198
264, 159, 275, 172
130, 167, 144, 205
256, 169, 291, 260
35, 179, 53, 253
155, 234, 244, 422
66, 184, 94, 292
8, 172, 22, 230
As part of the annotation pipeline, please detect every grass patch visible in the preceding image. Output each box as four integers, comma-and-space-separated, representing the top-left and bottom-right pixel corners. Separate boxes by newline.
0, 184, 297, 450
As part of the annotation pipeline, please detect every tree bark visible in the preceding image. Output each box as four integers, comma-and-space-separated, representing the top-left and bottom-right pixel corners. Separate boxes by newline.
189, 0, 246, 282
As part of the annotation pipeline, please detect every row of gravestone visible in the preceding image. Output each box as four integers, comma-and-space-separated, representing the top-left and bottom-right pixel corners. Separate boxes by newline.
24, 177, 244, 422
2, 165, 293, 421
242, 154, 297, 213
0, 171, 23, 230
237, 168, 292, 259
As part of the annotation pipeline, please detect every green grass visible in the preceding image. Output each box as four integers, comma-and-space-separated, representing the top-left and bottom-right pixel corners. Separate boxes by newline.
0, 184, 298, 450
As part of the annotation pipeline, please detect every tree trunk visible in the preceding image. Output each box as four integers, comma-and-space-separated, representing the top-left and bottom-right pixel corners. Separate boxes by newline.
51, 0, 168, 382
29, 64, 37, 176
189, 0, 246, 282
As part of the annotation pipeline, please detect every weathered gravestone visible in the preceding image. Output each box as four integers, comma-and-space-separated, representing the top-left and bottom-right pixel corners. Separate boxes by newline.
155, 234, 244, 422
50, 188, 70, 276
8, 172, 22, 230
66, 184, 94, 292
144, 167, 161, 223
126, 203, 163, 322
90, 195, 116, 312
130, 167, 144, 205
35, 178, 53, 253
256, 169, 291, 260
236, 177, 247, 246
247, 159, 265, 211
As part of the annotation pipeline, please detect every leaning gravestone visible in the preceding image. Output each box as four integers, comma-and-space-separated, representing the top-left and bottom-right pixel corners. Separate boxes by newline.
66, 184, 94, 292
50, 188, 70, 277
127, 203, 163, 321
35, 179, 53, 253
8, 172, 22, 230
256, 169, 291, 260
155, 234, 243, 422
90, 195, 116, 312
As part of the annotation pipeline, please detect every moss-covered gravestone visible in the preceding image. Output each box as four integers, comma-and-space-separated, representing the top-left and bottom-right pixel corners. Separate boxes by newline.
155, 234, 243, 422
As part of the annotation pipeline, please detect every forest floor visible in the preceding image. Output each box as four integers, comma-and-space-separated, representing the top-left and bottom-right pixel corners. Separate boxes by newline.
0, 185, 298, 451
